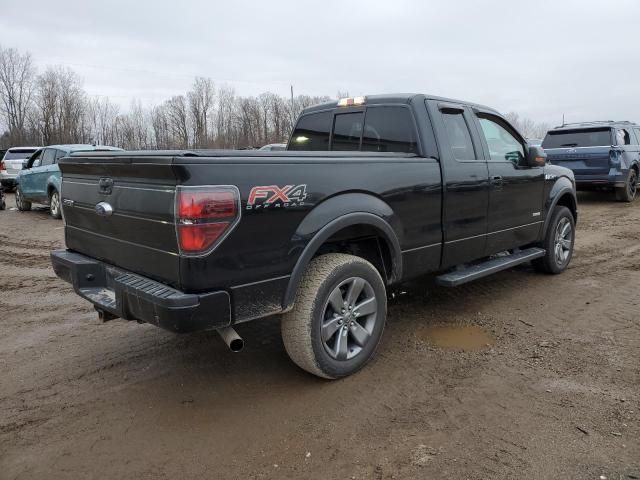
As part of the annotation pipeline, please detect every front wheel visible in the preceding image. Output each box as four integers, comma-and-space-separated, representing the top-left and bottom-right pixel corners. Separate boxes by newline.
615, 168, 637, 202
49, 189, 62, 219
281, 253, 387, 379
15, 186, 31, 211
533, 206, 575, 274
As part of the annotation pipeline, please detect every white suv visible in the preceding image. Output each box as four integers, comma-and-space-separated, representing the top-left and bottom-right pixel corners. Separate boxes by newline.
0, 147, 39, 190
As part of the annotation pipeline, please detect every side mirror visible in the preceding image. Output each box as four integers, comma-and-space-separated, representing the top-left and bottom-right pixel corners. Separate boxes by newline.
526, 145, 546, 167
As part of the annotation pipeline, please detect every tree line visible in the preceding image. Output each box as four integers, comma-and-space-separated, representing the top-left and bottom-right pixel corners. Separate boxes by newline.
0, 44, 551, 151
0, 45, 330, 150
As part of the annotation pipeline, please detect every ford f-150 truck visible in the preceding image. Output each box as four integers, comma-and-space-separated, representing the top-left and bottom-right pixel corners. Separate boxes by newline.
51, 94, 577, 379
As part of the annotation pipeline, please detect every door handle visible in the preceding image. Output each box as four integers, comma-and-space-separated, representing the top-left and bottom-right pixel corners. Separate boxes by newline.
491, 175, 503, 184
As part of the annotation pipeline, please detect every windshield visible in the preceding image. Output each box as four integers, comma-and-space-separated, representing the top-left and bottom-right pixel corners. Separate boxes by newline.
3, 149, 38, 160
542, 128, 612, 149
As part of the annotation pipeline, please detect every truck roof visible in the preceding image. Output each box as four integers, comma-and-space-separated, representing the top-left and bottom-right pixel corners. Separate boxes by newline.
549, 120, 638, 131
302, 93, 499, 116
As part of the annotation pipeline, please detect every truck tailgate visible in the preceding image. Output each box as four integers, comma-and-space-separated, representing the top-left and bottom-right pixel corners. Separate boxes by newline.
59, 153, 181, 288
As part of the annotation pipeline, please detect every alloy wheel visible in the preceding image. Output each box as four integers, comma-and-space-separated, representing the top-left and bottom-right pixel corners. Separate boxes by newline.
629, 170, 637, 200
16, 189, 23, 209
50, 191, 60, 217
321, 277, 378, 361
554, 217, 572, 266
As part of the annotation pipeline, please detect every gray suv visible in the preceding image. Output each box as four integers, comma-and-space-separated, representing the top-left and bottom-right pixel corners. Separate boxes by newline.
542, 121, 640, 201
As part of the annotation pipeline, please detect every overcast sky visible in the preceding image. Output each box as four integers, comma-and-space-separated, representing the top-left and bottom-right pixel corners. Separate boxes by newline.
1, 0, 638, 125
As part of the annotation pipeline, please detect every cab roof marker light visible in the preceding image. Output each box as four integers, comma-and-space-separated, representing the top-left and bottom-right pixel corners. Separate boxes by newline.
337, 96, 366, 107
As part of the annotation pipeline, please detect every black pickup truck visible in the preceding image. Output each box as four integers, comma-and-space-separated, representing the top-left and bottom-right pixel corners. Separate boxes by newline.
51, 94, 577, 379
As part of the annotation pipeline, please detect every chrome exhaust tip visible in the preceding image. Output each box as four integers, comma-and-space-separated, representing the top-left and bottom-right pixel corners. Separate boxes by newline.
217, 326, 244, 352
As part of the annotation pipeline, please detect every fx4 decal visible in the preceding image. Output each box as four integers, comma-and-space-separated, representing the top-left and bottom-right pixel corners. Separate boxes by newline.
246, 184, 308, 210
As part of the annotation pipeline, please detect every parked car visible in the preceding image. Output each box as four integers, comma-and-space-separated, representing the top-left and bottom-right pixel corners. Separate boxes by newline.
542, 121, 640, 201
16, 144, 122, 218
259, 143, 287, 151
0, 146, 39, 190
51, 94, 577, 379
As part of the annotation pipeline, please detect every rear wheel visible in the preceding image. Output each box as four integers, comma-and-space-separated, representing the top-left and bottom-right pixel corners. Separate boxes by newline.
533, 206, 575, 274
15, 186, 31, 211
281, 253, 387, 379
615, 168, 638, 202
49, 189, 62, 219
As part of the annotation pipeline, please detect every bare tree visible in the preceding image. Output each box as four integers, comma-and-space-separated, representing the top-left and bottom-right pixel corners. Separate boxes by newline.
505, 111, 550, 140
0, 45, 36, 144
188, 77, 214, 148
165, 95, 189, 148
87, 97, 119, 145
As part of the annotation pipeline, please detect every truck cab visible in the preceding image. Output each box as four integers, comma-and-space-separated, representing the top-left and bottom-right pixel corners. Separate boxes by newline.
288, 94, 573, 268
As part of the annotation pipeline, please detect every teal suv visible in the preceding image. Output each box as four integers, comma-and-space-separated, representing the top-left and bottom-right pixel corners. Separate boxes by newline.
16, 144, 121, 218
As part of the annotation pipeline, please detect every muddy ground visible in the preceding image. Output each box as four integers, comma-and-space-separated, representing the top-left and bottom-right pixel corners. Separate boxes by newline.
0, 191, 638, 480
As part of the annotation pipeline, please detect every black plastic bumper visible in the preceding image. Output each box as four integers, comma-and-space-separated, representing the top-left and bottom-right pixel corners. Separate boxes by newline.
51, 250, 231, 333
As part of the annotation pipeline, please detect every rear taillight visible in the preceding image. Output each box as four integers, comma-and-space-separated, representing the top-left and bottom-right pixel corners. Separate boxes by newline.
0, 160, 5, 171
609, 149, 621, 167
175, 186, 240, 255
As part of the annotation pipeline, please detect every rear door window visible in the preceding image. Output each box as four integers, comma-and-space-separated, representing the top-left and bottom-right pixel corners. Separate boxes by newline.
616, 129, 631, 145
41, 149, 56, 166
331, 112, 364, 151
441, 111, 476, 161
634, 128, 640, 145
289, 111, 332, 151
361, 106, 418, 154
542, 128, 612, 148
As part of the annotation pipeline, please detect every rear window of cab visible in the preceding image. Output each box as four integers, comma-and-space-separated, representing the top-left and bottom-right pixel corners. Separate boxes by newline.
289, 106, 418, 154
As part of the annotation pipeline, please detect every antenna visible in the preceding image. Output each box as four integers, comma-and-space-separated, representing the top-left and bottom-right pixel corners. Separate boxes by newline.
562, 113, 565, 126
290, 85, 295, 125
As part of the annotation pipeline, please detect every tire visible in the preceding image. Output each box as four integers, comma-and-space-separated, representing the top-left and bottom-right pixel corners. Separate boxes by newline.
15, 186, 31, 211
49, 189, 62, 219
533, 206, 575, 274
281, 253, 387, 379
615, 168, 638, 202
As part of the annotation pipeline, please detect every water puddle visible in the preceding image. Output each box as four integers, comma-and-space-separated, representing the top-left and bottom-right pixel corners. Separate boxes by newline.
416, 325, 495, 352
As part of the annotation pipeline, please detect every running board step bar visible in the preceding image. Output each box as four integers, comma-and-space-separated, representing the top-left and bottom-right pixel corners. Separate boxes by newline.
435, 248, 545, 287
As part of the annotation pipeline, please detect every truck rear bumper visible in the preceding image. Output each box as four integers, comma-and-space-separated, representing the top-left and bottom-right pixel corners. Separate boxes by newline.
51, 249, 231, 333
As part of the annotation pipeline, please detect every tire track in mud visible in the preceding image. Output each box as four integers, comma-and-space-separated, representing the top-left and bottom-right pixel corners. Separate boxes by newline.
0, 234, 61, 251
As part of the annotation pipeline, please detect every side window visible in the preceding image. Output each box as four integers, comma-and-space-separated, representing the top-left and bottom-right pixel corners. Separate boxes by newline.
634, 129, 640, 145
41, 149, 56, 166
55, 149, 67, 162
441, 111, 476, 161
289, 111, 332, 151
478, 117, 525, 164
331, 112, 363, 151
28, 150, 42, 168
361, 106, 418, 153
616, 128, 631, 146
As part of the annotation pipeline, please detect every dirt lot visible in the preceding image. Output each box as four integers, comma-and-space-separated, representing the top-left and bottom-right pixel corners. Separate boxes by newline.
1, 191, 638, 480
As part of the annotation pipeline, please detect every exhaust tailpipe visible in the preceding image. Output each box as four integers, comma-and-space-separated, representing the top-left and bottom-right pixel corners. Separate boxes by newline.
217, 327, 244, 352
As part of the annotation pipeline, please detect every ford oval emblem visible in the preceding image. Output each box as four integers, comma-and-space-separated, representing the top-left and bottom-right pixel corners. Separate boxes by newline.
95, 201, 114, 217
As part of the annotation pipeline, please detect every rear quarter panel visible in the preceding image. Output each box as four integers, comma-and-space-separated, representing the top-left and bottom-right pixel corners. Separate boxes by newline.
176, 156, 443, 293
